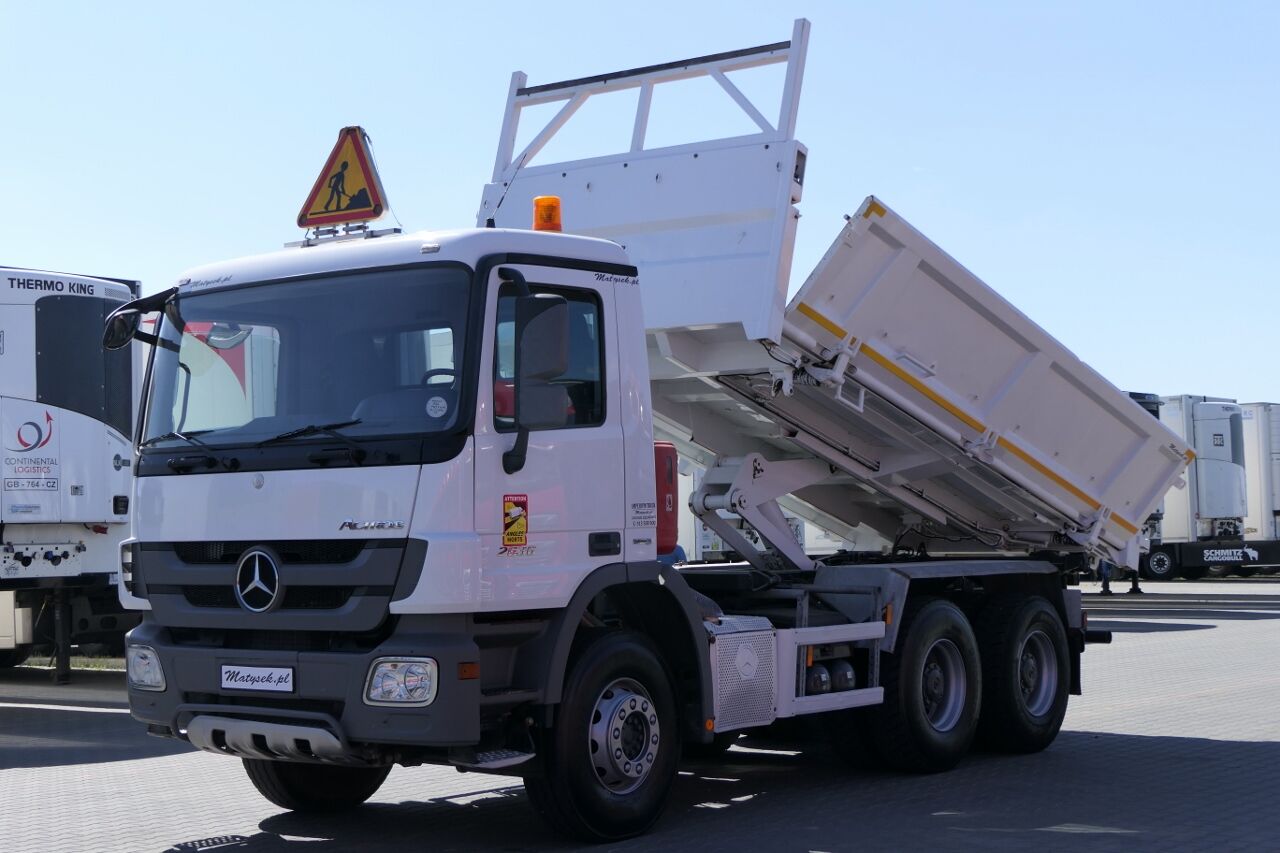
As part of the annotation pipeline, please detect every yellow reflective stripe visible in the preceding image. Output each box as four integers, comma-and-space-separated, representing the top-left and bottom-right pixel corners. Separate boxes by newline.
1184, 449, 1197, 462
796, 302, 849, 340
860, 344, 987, 433
862, 200, 887, 219
996, 437, 1099, 511
1111, 514, 1139, 535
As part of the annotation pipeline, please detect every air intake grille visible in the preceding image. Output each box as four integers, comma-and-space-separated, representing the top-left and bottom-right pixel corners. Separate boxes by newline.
173, 540, 366, 565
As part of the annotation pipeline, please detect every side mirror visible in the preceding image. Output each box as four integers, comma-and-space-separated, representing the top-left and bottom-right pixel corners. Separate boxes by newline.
103, 307, 141, 350
502, 292, 568, 475
514, 294, 569, 431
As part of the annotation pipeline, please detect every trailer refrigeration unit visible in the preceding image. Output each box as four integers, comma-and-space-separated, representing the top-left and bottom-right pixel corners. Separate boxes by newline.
2, 266, 143, 679
104, 22, 1192, 842
1142, 395, 1251, 579
1239, 403, 1280, 574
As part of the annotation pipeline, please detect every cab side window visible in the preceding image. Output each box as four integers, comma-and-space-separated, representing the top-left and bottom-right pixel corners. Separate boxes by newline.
495, 283, 604, 432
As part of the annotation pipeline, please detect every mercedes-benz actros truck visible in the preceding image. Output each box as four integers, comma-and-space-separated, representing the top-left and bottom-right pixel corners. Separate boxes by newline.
103, 22, 1190, 841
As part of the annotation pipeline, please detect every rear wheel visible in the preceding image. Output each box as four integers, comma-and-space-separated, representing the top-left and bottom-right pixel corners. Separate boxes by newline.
861, 598, 981, 773
523, 630, 679, 842
242, 759, 391, 812
0, 646, 32, 669
1206, 564, 1231, 578
1144, 551, 1176, 580
974, 595, 1069, 753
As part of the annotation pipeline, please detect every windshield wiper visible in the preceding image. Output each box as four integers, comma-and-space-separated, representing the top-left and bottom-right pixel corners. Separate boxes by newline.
257, 419, 366, 463
140, 429, 214, 449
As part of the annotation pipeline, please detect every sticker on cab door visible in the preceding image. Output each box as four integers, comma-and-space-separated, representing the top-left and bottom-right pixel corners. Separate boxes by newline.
426, 396, 448, 418
503, 494, 528, 546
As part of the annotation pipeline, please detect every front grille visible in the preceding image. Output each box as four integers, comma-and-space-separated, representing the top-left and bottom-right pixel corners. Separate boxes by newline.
168, 622, 393, 653
180, 586, 373, 610
173, 540, 367, 565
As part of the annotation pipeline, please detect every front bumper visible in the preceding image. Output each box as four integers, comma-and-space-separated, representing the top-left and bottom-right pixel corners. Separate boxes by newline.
127, 615, 482, 760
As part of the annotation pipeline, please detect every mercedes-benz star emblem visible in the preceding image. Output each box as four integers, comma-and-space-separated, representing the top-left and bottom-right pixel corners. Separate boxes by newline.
234, 549, 281, 613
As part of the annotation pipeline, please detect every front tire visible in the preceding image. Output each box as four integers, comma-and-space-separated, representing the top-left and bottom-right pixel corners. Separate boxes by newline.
1144, 550, 1176, 580
861, 598, 981, 773
242, 759, 391, 812
974, 595, 1069, 753
523, 630, 679, 842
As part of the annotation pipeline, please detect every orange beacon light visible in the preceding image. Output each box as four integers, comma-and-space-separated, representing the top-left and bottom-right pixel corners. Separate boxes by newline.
533, 195, 562, 232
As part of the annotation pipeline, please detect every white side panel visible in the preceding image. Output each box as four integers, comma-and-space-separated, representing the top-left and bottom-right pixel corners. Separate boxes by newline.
481, 140, 803, 343
0, 304, 36, 401
781, 199, 1192, 562
1241, 403, 1279, 541
133, 467, 421, 542
392, 440, 479, 613
1158, 395, 1195, 542
0, 592, 16, 650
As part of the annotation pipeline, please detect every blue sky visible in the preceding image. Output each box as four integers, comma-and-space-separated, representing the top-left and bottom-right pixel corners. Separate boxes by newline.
5, 1, 1277, 401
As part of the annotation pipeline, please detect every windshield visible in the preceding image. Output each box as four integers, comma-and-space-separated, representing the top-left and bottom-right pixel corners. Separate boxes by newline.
142, 266, 470, 449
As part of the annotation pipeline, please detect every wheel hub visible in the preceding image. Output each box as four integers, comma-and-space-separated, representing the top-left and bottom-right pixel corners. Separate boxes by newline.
920, 639, 966, 733
1017, 630, 1058, 718
588, 678, 660, 795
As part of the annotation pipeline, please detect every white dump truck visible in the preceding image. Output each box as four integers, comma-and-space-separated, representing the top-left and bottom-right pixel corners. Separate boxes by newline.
1, 266, 142, 679
104, 22, 1190, 841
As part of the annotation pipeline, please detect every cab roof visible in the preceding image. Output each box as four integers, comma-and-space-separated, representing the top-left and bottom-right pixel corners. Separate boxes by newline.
172, 228, 632, 296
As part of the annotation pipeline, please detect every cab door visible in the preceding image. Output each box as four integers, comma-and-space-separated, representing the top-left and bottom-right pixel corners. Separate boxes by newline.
472, 263, 624, 610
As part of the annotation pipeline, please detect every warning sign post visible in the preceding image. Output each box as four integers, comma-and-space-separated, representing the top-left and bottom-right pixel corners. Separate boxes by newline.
297, 126, 388, 228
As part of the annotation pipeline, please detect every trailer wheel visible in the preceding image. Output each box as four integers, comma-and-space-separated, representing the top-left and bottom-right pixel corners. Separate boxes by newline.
974, 595, 1069, 753
242, 759, 391, 812
1206, 564, 1231, 578
0, 646, 32, 669
523, 630, 679, 842
1144, 551, 1176, 580
862, 598, 980, 773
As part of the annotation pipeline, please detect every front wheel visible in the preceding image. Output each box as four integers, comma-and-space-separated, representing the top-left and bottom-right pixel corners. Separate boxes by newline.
861, 598, 981, 773
523, 630, 679, 842
974, 595, 1069, 753
1144, 550, 1176, 580
242, 759, 391, 812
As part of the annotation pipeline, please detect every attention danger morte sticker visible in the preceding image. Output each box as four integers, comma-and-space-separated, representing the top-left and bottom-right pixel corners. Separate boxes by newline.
503, 494, 528, 546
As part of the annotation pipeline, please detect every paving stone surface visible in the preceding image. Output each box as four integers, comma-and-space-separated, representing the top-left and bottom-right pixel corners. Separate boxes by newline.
1, 579, 1277, 852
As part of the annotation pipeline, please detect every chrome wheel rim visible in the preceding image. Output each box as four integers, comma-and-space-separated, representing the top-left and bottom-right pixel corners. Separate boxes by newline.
587, 677, 660, 794
921, 639, 966, 732
1018, 629, 1057, 718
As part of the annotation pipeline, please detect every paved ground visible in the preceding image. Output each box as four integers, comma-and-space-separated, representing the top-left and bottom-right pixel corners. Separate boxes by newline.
1, 579, 1278, 852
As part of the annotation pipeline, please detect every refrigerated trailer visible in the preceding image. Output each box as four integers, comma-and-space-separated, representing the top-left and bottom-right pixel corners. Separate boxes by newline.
1141, 395, 1268, 579
104, 21, 1191, 841
1, 266, 143, 677
1238, 403, 1280, 573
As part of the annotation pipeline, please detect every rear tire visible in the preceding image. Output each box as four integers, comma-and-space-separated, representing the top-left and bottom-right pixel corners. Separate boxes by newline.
1144, 551, 1176, 580
0, 646, 32, 669
523, 630, 679, 842
861, 598, 981, 773
974, 595, 1069, 753
1206, 564, 1231, 578
242, 759, 391, 812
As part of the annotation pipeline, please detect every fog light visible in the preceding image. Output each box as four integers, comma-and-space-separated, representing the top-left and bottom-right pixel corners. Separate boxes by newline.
364, 657, 438, 707
127, 645, 166, 691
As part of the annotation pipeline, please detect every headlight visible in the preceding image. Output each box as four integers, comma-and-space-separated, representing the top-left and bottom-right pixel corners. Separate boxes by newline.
364, 657, 438, 707
126, 645, 166, 691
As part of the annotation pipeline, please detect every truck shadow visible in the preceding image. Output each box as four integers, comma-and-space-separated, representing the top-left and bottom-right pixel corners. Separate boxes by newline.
159, 730, 1280, 853
0, 705, 193, 770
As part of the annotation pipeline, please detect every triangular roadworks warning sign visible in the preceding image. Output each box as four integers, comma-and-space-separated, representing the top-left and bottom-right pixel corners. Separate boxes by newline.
297, 126, 388, 228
